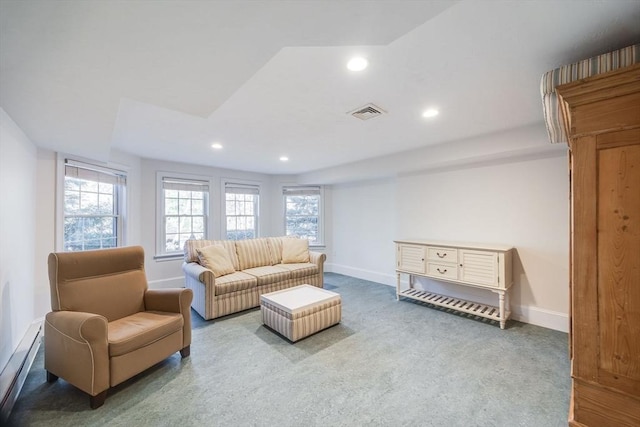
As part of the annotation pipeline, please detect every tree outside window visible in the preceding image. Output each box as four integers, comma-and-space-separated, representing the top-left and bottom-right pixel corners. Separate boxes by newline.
63, 161, 126, 251
283, 186, 322, 245
225, 183, 259, 240
161, 177, 209, 254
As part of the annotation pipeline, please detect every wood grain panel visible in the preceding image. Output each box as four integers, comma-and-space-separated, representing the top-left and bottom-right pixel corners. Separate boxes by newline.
597, 142, 640, 396
572, 379, 640, 427
571, 92, 640, 137
571, 136, 599, 382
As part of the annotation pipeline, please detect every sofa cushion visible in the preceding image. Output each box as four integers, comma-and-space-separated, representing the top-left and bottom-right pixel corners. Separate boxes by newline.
243, 265, 291, 286
282, 238, 310, 263
108, 311, 183, 357
235, 238, 272, 270
214, 271, 258, 296
196, 245, 235, 278
185, 239, 240, 270
267, 237, 283, 265
276, 263, 318, 279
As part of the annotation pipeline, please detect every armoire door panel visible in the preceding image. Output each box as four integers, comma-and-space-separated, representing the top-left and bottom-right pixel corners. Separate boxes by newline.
571, 136, 599, 381
596, 142, 640, 396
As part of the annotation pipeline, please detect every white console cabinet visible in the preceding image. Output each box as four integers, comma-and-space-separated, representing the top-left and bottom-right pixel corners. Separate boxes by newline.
395, 240, 514, 329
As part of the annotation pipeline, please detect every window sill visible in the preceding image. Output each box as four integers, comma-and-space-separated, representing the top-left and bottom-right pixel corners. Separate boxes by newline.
154, 253, 184, 262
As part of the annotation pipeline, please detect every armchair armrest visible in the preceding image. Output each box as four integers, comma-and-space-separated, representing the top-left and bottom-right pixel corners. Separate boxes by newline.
44, 311, 109, 396
144, 288, 193, 350
144, 288, 193, 314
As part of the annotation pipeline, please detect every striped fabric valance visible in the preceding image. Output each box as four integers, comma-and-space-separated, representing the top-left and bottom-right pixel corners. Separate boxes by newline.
540, 44, 639, 144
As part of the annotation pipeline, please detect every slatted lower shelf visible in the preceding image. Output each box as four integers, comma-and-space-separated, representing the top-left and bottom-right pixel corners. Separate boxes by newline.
399, 288, 502, 322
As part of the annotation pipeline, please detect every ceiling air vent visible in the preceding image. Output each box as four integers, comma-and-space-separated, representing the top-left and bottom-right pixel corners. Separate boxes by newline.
349, 103, 386, 121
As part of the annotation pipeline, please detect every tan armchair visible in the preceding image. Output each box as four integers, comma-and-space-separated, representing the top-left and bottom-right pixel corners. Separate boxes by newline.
45, 246, 193, 409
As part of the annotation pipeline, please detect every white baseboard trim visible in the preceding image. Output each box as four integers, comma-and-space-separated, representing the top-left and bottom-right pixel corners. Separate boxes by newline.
325, 263, 396, 287
326, 266, 569, 333
148, 276, 185, 289
0, 319, 42, 424
511, 305, 569, 333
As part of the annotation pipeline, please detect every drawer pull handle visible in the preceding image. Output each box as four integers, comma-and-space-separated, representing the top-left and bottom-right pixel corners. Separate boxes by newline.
437, 252, 447, 258
437, 268, 447, 274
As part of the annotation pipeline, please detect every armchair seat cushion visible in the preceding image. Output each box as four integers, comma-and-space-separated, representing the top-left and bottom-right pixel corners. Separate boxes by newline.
108, 311, 184, 357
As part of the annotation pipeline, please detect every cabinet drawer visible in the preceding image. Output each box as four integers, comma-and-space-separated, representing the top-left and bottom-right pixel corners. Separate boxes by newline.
427, 247, 458, 262
426, 262, 458, 280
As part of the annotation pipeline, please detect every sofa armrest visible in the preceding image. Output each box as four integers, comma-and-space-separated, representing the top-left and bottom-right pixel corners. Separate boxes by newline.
145, 288, 193, 348
309, 251, 326, 266
44, 311, 109, 396
182, 261, 215, 286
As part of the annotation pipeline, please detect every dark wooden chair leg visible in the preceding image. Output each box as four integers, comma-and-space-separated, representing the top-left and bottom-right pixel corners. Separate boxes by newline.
180, 345, 190, 358
90, 390, 108, 409
46, 371, 58, 383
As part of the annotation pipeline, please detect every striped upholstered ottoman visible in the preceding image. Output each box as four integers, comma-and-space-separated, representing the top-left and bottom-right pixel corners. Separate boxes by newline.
260, 284, 341, 342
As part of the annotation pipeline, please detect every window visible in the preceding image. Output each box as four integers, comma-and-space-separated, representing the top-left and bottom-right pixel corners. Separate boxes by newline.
63, 160, 126, 251
160, 176, 209, 255
283, 186, 323, 245
224, 182, 259, 240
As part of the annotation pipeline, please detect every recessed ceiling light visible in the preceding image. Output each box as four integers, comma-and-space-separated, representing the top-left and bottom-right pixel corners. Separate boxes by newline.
279, 156, 289, 162
347, 57, 368, 72
422, 109, 439, 118
211, 142, 223, 149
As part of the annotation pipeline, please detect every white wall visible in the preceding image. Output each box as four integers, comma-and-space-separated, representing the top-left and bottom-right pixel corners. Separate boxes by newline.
329, 179, 395, 283
327, 128, 570, 332
0, 108, 38, 371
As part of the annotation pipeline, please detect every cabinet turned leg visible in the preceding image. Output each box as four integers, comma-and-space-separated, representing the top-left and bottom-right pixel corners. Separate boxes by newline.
396, 273, 401, 301
499, 292, 506, 329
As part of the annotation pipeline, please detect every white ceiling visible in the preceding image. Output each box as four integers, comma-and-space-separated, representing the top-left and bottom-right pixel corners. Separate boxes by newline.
1, 1, 639, 176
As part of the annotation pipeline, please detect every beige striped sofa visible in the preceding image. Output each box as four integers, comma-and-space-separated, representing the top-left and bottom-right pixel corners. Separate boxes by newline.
182, 237, 326, 320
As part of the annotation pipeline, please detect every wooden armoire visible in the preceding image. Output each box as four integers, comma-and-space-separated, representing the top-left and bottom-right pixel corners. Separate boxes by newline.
556, 63, 640, 426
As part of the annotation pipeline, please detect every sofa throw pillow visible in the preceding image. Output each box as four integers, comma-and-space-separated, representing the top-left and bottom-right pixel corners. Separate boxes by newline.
196, 245, 236, 278
281, 238, 310, 264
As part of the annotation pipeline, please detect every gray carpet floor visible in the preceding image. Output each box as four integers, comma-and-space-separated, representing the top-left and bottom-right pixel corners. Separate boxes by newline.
8, 273, 570, 426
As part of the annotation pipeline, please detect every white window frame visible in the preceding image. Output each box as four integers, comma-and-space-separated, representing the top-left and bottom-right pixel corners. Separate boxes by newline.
222, 179, 261, 240
282, 185, 324, 247
56, 156, 128, 252
156, 172, 211, 258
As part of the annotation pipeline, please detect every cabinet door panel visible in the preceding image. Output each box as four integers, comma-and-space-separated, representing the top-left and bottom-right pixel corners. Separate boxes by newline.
397, 244, 426, 274
597, 141, 640, 396
459, 250, 498, 287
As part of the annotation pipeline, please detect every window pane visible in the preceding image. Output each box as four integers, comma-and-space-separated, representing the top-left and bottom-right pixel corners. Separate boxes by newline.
63, 163, 126, 252
165, 233, 180, 252
179, 217, 192, 233
165, 197, 178, 215
65, 190, 80, 213
166, 216, 179, 234
192, 199, 203, 215
178, 198, 191, 215
161, 177, 209, 254
80, 192, 98, 213
83, 180, 98, 193
98, 194, 113, 215
192, 216, 204, 232
98, 182, 113, 194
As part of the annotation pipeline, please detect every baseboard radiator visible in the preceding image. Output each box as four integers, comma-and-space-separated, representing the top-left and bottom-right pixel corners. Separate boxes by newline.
0, 320, 42, 424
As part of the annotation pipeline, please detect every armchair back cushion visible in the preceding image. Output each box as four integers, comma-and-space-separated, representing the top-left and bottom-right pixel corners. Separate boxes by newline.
48, 246, 147, 322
